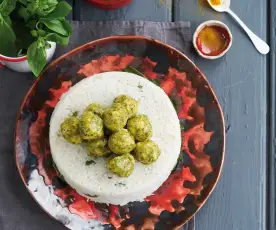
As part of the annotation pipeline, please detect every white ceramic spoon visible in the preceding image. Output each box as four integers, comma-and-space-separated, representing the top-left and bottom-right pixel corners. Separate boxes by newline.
207, 0, 270, 55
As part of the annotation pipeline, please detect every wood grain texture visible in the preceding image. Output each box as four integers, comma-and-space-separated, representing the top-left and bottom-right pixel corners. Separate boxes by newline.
174, 0, 267, 230
73, 0, 171, 21
269, 0, 276, 229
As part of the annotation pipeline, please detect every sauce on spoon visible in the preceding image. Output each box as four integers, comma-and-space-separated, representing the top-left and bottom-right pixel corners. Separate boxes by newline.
210, 0, 221, 6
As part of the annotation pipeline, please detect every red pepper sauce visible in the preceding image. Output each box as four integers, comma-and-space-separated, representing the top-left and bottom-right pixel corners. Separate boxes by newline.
196, 25, 231, 56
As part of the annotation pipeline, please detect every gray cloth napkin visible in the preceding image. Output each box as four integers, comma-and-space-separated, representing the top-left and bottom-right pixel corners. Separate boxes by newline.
0, 20, 194, 230
56, 21, 193, 58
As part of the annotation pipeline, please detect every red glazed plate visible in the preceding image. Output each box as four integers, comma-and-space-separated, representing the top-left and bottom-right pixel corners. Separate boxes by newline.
15, 36, 225, 229
87, 0, 132, 10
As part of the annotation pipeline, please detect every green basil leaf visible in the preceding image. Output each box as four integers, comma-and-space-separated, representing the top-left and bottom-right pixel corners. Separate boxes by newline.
17, 6, 30, 21
37, 29, 46, 36
42, 1, 72, 20
27, 0, 58, 17
31, 30, 37, 37
0, 0, 17, 16
40, 18, 71, 36
0, 13, 16, 56
45, 33, 69, 45
27, 39, 47, 77
3, 15, 11, 25
123, 66, 146, 78
19, 0, 27, 5
44, 41, 51, 49
60, 19, 72, 34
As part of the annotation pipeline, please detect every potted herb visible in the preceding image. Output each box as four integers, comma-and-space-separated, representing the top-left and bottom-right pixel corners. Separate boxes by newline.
0, 0, 72, 76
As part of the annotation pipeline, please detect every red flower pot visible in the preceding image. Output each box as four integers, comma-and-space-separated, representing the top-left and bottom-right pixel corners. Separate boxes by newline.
87, 0, 132, 10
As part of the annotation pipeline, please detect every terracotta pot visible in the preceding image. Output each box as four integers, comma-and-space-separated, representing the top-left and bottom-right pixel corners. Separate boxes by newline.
87, 0, 132, 10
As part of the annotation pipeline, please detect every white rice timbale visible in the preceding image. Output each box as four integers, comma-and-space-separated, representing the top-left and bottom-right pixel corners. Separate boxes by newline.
49, 71, 181, 205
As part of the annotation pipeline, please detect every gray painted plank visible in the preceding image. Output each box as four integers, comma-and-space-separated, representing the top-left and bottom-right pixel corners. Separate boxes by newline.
174, 1, 267, 230
269, 0, 276, 229
73, 0, 171, 21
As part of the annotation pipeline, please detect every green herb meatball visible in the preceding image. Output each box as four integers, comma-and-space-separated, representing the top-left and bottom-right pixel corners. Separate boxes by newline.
86, 138, 111, 157
114, 95, 138, 118
108, 129, 136, 155
103, 104, 128, 132
85, 103, 106, 118
107, 153, 135, 177
80, 111, 104, 140
134, 140, 161, 165
60, 113, 82, 144
127, 115, 152, 141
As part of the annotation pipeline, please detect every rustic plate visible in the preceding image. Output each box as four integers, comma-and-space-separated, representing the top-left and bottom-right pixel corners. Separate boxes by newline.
15, 36, 225, 230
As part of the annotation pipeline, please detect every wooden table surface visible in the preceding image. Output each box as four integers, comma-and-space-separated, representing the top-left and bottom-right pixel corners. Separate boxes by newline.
1, 1, 273, 230
66, 0, 274, 230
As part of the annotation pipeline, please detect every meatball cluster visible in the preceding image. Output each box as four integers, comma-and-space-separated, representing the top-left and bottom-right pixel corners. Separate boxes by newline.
60, 95, 160, 177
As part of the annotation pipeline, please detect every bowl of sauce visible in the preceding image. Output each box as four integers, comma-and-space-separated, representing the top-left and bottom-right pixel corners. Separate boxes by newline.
193, 20, 232, 59
87, 0, 132, 10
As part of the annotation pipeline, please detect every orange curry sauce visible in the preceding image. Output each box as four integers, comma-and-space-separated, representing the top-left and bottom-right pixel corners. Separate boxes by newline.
210, 0, 221, 5
196, 25, 231, 56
